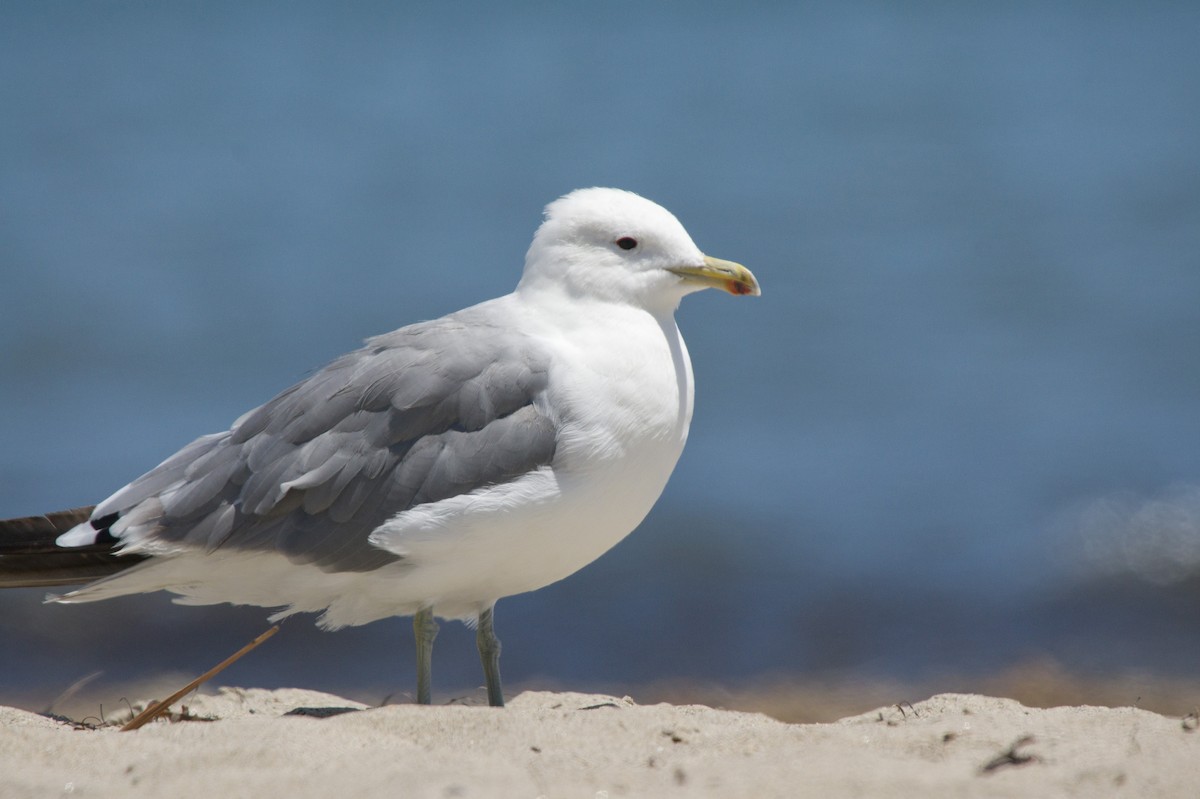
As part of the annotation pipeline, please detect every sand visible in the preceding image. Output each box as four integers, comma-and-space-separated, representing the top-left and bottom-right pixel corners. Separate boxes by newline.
2, 688, 1197, 798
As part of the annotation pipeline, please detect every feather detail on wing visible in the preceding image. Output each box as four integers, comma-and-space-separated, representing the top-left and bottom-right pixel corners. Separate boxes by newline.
72, 311, 558, 573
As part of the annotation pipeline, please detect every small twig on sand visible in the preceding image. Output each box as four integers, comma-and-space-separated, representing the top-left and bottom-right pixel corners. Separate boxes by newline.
121, 625, 280, 731
980, 735, 1038, 774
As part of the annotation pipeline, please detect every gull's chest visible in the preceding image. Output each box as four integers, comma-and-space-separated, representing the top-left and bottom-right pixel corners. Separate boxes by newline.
542, 307, 695, 469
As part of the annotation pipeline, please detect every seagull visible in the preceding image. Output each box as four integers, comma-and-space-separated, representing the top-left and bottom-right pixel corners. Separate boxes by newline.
0, 188, 760, 706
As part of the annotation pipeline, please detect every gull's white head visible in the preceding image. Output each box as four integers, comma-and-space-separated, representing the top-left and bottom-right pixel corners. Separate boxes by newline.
518, 188, 759, 309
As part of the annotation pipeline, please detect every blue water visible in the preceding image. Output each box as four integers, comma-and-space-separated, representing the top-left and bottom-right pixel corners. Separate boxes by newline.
2, 2, 1199, 704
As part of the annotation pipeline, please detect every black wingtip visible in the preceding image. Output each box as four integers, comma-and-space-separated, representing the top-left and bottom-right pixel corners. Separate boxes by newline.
91, 512, 120, 545
0, 506, 146, 588
0, 506, 98, 553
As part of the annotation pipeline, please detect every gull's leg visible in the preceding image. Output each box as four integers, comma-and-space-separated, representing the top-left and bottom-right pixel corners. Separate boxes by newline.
476, 604, 504, 707
413, 607, 438, 705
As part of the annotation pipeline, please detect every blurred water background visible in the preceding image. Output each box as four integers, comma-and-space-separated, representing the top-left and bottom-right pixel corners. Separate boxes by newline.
2, 2, 1198, 712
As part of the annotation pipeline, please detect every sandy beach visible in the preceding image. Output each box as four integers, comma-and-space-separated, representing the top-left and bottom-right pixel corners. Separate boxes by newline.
3, 687, 1197, 798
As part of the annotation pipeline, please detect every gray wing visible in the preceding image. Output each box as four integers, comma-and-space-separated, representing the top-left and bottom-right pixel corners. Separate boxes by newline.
89, 312, 557, 572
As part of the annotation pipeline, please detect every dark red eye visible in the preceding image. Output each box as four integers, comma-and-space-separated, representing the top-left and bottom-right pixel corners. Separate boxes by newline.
616, 237, 638, 250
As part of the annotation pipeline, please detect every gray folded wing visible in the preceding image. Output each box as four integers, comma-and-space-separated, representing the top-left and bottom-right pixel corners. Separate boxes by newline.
91, 313, 557, 572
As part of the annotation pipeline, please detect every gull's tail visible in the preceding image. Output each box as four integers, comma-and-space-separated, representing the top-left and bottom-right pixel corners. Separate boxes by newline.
0, 506, 147, 588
